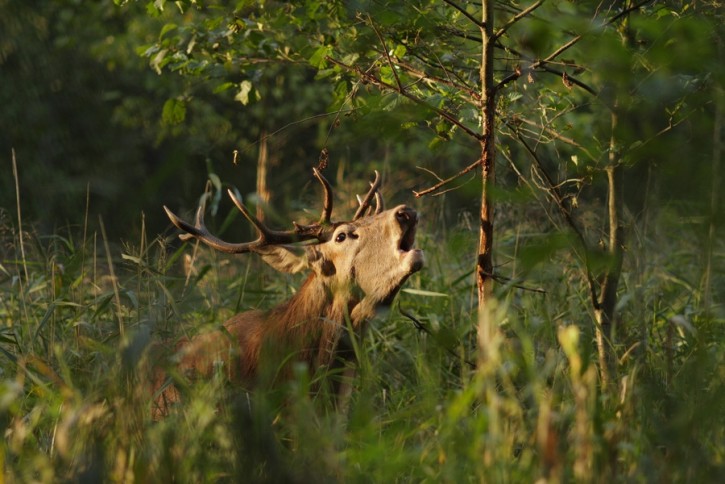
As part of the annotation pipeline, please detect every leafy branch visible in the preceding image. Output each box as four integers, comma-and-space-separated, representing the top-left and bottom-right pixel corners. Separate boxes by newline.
325, 56, 484, 142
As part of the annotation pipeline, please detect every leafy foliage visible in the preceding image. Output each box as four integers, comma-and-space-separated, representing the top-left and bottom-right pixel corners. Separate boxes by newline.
1, 0, 723, 481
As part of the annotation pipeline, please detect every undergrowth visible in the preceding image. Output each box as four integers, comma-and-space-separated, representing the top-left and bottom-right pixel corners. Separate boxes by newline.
0, 205, 722, 482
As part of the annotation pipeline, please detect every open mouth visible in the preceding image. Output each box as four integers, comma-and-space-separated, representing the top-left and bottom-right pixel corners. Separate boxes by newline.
394, 207, 424, 273
395, 208, 418, 253
399, 224, 417, 252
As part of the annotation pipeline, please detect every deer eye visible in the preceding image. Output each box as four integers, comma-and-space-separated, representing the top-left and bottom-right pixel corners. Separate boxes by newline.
335, 232, 347, 243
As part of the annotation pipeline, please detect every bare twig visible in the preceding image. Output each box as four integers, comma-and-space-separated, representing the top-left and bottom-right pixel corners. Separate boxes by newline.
413, 156, 484, 197
539, 65, 597, 95
442, 0, 485, 28
415, 165, 445, 182
494, 0, 653, 95
494, 0, 545, 41
606, 0, 654, 26
505, 113, 598, 161
482, 269, 548, 294
367, 16, 404, 93
542, 35, 582, 64
495, 38, 597, 96
502, 119, 600, 309
398, 303, 476, 369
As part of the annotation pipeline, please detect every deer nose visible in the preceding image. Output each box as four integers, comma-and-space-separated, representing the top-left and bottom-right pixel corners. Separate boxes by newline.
395, 207, 417, 224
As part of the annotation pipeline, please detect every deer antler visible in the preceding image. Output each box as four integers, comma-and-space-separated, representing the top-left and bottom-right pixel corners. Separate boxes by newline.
164, 169, 335, 253
165, 169, 386, 251
374, 190, 385, 215
313, 167, 333, 225
353, 170, 382, 220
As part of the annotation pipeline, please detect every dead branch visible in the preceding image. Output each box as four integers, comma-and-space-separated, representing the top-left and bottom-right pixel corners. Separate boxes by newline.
413, 156, 484, 197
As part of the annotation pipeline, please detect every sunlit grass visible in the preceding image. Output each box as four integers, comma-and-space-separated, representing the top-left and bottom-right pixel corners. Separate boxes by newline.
0, 205, 722, 482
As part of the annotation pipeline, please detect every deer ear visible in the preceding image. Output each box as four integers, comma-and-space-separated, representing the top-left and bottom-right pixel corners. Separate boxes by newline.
255, 246, 311, 274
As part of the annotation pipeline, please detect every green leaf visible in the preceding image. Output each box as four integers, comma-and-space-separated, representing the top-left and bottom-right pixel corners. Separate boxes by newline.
380, 65, 395, 85
213, 82, 236, 94
507, 92, 523, 102
161, 98, 186, 125
309, 45, 332, 69
145, 1, 161, 17
235, 80, 253, 105
159, 23, 177, 39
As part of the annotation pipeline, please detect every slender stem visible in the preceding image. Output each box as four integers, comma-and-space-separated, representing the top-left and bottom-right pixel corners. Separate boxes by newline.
442, 0, 485, 27
501, 119, 601, 310
99, 216, 124, 338
703, 40, 723, 310
368, 17, 404, 92
493, 0, 545, 41
414, 157, 483, 197
11, 149, 29, 282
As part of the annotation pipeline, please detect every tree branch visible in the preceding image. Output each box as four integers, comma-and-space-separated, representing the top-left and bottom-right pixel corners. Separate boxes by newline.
373, 50, 481, 104
502, 118, 601, 309
413, 156, 484, 197
510, 114, 597, 161
493, 40, 596, 96
442, 0, 485, 28
606, 0, 654, 26
398, 303, 477, 369
493, 0, 545, 41
367, 16, 404, 93
541, 35, 582, 64
493, 0, 652, 95
539, 65, 597, 96
327, 56, 484, 141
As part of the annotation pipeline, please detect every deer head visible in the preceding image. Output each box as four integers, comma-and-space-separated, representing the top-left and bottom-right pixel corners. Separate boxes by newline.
164, 169, 423, 312
156, 169, 423, 414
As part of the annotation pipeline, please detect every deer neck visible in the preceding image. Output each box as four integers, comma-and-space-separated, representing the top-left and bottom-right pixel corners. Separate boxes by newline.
270, 273, 375, 333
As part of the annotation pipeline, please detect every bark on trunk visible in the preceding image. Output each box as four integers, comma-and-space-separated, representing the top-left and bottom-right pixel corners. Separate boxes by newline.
595, 110, 624, 388
477, 0, 496, 355
477, 1, 495, 306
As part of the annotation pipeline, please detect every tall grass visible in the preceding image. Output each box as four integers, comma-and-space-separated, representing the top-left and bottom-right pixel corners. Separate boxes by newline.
0, 202, 722, 482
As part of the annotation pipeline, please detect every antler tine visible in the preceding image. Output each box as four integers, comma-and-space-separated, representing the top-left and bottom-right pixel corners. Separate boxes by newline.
226, 189, 270, 238
226, 189, 325, 244
312, 167, 333, 224
164, 188, 326, 254
353, 170, 382, 220
164, 204, 263, 254
175, 206, 202, 242
374, 190, 385, 215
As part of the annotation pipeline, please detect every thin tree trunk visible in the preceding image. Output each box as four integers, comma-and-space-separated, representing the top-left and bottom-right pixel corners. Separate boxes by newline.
477, 0, 496, 353
595, 110, 624, 388
703, 47, 722, 311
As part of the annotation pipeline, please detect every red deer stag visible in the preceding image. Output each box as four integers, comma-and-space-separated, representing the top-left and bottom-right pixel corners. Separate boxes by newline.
155, 169, 423, 415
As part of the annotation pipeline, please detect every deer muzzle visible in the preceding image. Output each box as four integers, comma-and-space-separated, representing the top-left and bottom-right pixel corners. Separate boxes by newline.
394, 206, 424, 273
